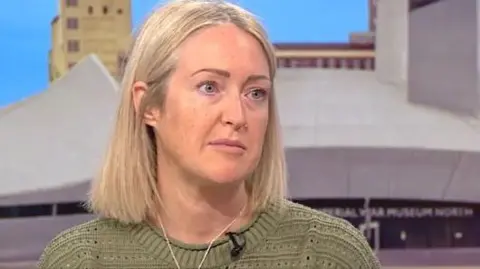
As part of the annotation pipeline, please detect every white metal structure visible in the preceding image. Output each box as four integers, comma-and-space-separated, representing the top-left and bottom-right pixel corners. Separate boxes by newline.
0, 54, 119, 201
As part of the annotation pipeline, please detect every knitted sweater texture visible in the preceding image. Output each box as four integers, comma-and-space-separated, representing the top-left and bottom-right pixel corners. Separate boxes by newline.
39, 199, 381, 268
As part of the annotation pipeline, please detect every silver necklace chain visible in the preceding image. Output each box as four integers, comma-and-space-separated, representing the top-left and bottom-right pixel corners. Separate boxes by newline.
158, 205, 246, 269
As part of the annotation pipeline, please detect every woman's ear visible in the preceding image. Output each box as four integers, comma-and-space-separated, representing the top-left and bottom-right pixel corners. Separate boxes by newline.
132, 81, 159, 127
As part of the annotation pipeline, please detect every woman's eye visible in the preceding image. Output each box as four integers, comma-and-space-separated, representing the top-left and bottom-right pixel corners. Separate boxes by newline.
198, 81, 218, 95
247, 89, 267, 101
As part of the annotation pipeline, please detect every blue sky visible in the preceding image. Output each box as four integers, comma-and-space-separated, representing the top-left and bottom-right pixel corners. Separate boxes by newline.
0, 0, 367, 107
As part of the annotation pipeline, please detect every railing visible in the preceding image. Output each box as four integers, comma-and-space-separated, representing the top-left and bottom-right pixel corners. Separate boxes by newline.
277, 57, 375, 70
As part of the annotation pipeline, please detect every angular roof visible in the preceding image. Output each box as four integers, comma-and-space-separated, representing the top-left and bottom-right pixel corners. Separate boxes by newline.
0, 55, 119, 197
0, 94, 43, 118
276, 69, 480, 202
276, 69, 480, 151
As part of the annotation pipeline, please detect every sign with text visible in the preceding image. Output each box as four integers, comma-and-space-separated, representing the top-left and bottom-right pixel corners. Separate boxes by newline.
317, 206, 475, 219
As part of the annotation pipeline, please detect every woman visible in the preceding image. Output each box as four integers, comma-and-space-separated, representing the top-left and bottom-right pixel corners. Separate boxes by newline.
39, 0, 381, 268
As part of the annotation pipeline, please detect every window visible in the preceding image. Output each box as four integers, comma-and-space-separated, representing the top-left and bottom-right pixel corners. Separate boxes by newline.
88, 6, 94, 14
346, 58, 355, 69
57, 202, 88, 215
291, 58, 317, 68
321, 58, 330, 68
67, 40, 80, 52
328, 58, 336, 68
359, 58, 367, 70
352, 59, 361, 69
0, 204, 52, 218
450, 219, 480, 247
0, 201, 89, 219
66, 17, 78, 29
316, 58, 324, 68
276, 58, 291, 68
404, 221, 429, 248
65, 0, 78, 7
103, 6, 109, 14
334, 58, 342, 69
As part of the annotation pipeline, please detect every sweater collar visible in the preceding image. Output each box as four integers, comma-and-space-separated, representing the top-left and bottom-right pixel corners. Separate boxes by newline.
130, 199, 286, 268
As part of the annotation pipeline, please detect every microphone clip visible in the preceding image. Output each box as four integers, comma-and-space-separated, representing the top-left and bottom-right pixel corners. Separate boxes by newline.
226, 232, 245, 259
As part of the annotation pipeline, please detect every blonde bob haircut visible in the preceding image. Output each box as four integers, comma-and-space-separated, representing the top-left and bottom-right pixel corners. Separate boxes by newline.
88, 0, 287, 223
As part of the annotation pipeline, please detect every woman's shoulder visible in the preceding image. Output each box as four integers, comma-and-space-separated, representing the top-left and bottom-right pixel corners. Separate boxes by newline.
281, 199, 359, 230
38, 218, 137, 268
278, 199, 381, 268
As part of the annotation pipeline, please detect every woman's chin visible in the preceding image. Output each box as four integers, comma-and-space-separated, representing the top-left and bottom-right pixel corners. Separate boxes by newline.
200, 168, 247, 186
206, 174, 244, 185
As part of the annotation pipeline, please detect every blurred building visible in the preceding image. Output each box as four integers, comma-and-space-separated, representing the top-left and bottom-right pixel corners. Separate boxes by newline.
275, 43, 375, 70
4, 0, 480, 267
273, 0, 376, 71
49, 0, 376, 81
49, 0, 132, 82
117, 1, 378, 74
349, 0, 377, 45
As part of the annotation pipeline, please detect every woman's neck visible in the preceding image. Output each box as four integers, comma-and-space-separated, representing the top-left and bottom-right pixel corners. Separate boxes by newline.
155, 176, 251, 244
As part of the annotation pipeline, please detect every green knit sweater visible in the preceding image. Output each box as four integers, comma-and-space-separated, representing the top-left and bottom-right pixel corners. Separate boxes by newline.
39, 199, 380, 268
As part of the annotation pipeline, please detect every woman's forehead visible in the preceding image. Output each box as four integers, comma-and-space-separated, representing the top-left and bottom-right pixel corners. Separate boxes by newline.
175, 24, 270, 77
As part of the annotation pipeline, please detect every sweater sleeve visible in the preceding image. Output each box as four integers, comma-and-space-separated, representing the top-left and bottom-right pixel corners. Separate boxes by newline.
325, 217, 382, 269
38, 231, 91, 269
38, 237, 74, 269
344, 221, 381, 268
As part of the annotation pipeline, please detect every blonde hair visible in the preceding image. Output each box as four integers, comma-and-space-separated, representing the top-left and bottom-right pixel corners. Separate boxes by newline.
88, 0, 287, 223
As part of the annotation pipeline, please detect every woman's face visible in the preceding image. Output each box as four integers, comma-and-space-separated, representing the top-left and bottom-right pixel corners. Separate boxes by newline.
144, 23, 271, 185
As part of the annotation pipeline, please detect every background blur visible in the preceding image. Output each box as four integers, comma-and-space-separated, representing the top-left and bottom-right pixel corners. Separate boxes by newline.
0, 0, 368, 106
2, 0, 480, 268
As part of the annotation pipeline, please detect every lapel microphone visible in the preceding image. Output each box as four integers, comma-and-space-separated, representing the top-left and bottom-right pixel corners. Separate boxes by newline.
225, 232, 246, 258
